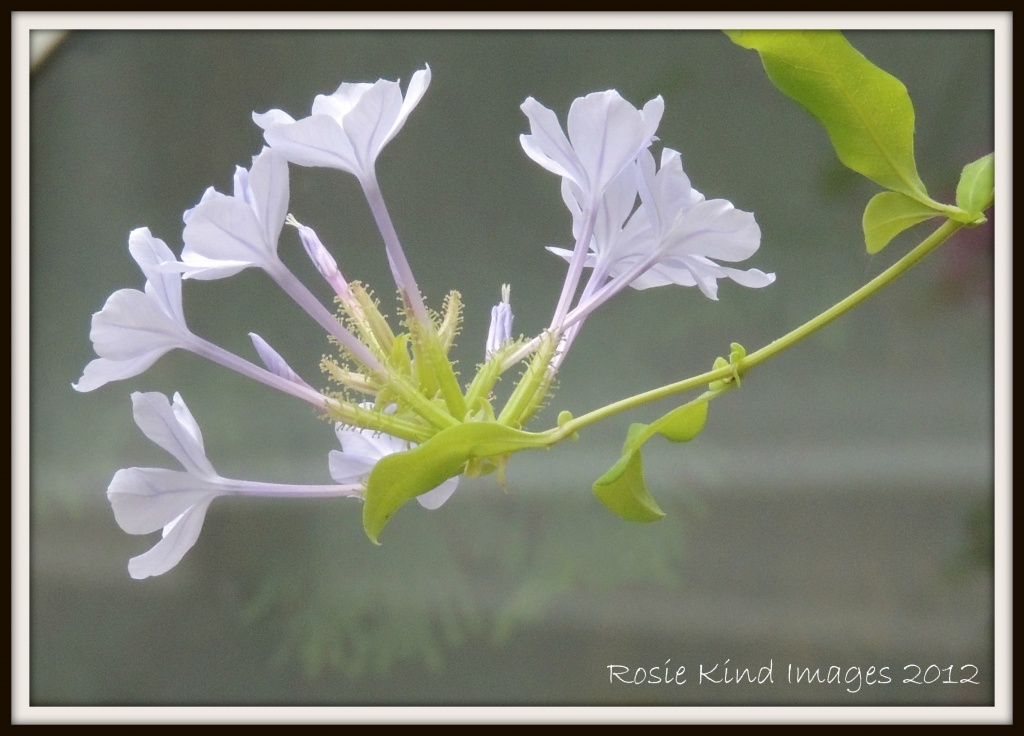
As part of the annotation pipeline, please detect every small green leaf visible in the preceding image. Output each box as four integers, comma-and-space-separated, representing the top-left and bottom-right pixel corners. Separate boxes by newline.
863, 191, 942, 254
709, 343, 747, 391
592, 400, 709, 523
955, 153, 994, 218
593, 424, 665, 523
726, 30, 937, 207
363, 422, 545, 543
648, 400, 709, 444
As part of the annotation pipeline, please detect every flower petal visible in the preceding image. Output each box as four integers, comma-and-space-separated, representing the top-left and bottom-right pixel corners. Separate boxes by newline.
341, 78, 406, 174
178, 149, 290, 280
415, 475, 459, 510
662, 198, 762, 262
392, 66, 432, 141
108, 466, 219, 535
328, 448, 376, 485
82, 288, 187, 361
126, 497, 215, 580
180, 197, 276, 279
128, 228, 186, 324
246, 148, 289, 248
256, 67, 430, 180
73, 352, 171, 393
258, 114, 358, 171
520, 97, 587, 190
130, 392, 218, 478
334, 423, 408, 461
567, 90, 661, 201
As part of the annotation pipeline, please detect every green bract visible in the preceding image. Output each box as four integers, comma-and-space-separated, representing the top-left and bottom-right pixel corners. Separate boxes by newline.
364, 422, 547, 543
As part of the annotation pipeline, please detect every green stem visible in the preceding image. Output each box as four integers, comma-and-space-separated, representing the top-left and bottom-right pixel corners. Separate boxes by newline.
543, 218, 964, 443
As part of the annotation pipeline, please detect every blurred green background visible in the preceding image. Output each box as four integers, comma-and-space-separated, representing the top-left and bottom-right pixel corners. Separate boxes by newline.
30, 30, 994, 705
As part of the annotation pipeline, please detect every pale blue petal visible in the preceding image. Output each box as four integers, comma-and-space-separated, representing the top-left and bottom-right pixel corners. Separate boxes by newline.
328, 449, 375, 484
520, 97, 586, 190
108, 467, 219, 535
252, 108, 296, 128
662, 198, 761, 262
73, 352, 171, 393
335, 423, 408, 459
390, 66, 431, 142
261, 114, 358, 172
313, 82, 374, 119
86, 288, 187, 360
246, 147, 290, 248
342, 78, 405, 174
181, 196, 276, 277
126, 497, 214, 580
546, 245, 598, 269
415, 476, 459, 510
720, 266, 776, 288
567, 90, 648, 199
128, 228, 186, 325
131, 392, 218, 478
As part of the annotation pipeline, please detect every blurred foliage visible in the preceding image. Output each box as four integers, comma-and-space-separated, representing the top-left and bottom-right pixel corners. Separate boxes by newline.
242, 493, 690, 678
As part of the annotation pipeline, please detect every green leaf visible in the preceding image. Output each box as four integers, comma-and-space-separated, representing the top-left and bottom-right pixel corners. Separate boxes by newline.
726, 30, 938, 207
862, 191, 942, 254
648, 400, 710, 443
592, 400, 709, 523
363, 422, 545, 544
955, 153, 994, 218
593, 424, 666, 523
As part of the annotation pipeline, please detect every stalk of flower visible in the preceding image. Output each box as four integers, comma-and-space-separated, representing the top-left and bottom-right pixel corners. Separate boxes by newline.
254, 67, 434, 330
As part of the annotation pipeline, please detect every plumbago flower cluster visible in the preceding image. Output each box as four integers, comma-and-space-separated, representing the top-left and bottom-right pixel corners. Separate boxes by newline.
83, 32, 993, 581
76, 65, 773, 577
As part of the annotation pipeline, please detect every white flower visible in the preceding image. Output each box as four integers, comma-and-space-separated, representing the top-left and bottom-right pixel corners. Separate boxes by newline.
552, 148, 775, 305
520, 90, 663, 206
329, 405, 459, 510
110, 392, 361, 579
178, 147, 289, 280
73, 228, 192, 392
253, 66, 431, 181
